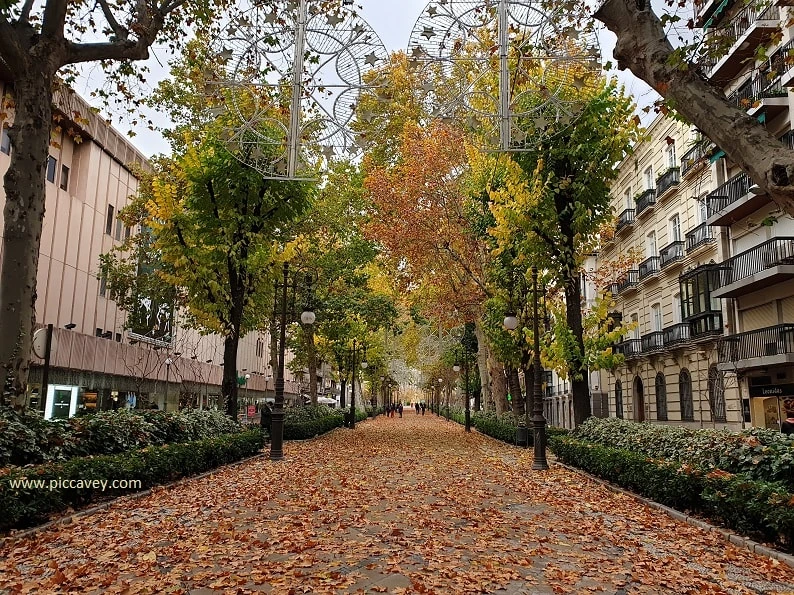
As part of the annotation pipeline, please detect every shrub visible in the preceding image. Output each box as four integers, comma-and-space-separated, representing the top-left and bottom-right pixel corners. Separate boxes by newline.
0, 407, 242, 468
0, 429, 265, 533
283, 405, 345, 440
572, 417, 794, 489
550, 435, 794, 550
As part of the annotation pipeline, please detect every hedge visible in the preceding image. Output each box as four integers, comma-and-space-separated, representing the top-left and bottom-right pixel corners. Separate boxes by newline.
0, 429, 264, 533
282, 405, 346, 440
550, 435, 794, 550
0, 407, 241, 467
572, 417, 794, 490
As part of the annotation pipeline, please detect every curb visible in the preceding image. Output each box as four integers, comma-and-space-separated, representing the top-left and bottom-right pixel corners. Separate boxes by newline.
554, 461, 794, 570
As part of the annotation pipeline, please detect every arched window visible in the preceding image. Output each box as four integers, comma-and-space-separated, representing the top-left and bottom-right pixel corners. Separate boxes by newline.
614, 379, 624, 419
679, 368, 694, 421
655, 372, 668, 421
708, 365, 727, 423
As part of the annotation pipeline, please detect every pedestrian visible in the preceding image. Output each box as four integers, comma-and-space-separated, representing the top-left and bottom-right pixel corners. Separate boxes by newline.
782, 399, 794, 436
421, 402, 426, 415
398, 402, 403, 418
415, 402, 420, 414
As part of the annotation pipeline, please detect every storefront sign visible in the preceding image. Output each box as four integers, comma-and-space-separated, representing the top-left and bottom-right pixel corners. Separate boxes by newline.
749, 383, 794, 397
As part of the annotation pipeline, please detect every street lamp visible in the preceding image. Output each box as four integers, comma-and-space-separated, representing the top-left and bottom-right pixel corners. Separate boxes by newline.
244, 373, 251, 411
437, 378, 443, 416
164, 357, 173, 411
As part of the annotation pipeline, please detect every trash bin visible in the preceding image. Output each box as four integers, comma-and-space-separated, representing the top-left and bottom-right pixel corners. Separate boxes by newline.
515, 426, 529, 447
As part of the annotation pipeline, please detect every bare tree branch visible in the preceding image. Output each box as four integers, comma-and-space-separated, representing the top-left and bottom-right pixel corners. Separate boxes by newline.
64, 39, 151, 65
18, 0, 36, 25
96, 0, 130, 40
41, 0, 68, 38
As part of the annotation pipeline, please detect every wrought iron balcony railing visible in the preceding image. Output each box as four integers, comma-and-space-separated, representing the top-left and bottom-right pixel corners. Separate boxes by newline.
718, 324, 794, 363
615, 338, 642, 359
659, 241, 685, 268
617, 270, 639, 293
635, 189, 657, 217
705, 172, 750, 218
641, 331, 665, 353
687, 311, 723, 339
686, 222, 714, 252
715, 237, 794, 288
728, 70, 787, 111
655, 167, 681, 197
681, 140, 712, 176
663, 323, 691, 347
638, 256, 660, 281
616, 208, 635, 232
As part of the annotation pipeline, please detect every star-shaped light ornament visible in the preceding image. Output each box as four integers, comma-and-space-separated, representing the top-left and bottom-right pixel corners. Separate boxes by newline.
422, 81, 435, 92
572, 75, 586, 90
353, 23, 365, 37
327, 13, 344, 26
322, 145, 335, 160
534, 116, 548, 129
358, 108, 375, 123
216, 48, 234, 62
421, 26, 435, 40
364, 52, 379, 66
427, 5, 438, 16
264, 11, 277, 24
411, 45, 427, 59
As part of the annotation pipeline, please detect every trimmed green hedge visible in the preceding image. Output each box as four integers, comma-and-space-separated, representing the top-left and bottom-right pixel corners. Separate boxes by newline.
467, 410, 569, 445
282, 405, 345, 440
550, 435, 794, 550
0, 429, 265, 533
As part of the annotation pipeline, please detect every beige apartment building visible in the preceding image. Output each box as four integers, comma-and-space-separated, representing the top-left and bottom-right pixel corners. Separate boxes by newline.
0, 79, 317, 419
598, 0, 794, 432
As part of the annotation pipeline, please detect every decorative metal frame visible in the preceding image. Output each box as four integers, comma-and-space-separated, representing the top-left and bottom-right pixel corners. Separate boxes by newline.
407, 0, 601, 151
206, 0, 388, 179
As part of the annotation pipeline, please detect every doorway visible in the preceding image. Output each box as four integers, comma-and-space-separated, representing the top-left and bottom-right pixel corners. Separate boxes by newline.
633, 376, 645, 422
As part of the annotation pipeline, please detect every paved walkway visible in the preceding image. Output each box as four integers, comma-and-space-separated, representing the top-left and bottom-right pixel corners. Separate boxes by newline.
1, 412, 793, 594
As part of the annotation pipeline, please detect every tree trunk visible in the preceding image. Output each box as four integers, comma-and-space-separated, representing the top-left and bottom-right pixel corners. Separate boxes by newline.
489, 352, 508, 414
594, 0, 794, 216
305, 325, 317, 406
565, 274, 591, 426
0, 73, 55, 404
474, 320, 491, 411
522, 363, 534, 427
507, 366, 523, 420
222, 333, 240, 418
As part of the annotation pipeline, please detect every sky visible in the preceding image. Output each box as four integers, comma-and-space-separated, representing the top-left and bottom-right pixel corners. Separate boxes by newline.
97, 0, 658, 159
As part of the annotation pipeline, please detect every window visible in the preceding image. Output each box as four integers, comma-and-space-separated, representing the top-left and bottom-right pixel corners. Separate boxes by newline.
99, 273, 107, 297
115, 219, 122, 241
0, 127, 10, 155
655, 372, 668, 421
698, 194, 708, 223
643, 166, 654, 190
708, 366, 727, 423
124, 226, 131, 240
105, 205, 114, 235
665, 143, 676, 168
623, 187, 632, 209
95, 328, 103, 337
679, 368, 694, 421
115, 333, 122, 342
46, 156, 57, 183
669, 214, 681, 243
651, 303, 662, 332
614, 380, 624, 419
673, 293, 682, 324
631, 313, 639, 340
59, 165, 69, 191
646, 231, 657, 256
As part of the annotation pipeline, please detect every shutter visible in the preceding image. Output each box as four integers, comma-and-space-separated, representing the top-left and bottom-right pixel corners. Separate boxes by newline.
741, 304, 775, 332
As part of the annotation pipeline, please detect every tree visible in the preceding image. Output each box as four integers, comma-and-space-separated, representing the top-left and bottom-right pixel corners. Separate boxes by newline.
594, 0, 794, 216
488, 77, 640, 426
0, 0, 243, 402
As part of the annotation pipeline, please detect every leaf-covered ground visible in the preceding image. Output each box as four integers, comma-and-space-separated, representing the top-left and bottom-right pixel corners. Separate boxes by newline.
1, 413, 793, 594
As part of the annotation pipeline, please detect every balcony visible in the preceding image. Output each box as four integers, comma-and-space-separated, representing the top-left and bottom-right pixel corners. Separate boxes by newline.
635, 189, 657, 218
712, 237, 794, 298
616, 208, 635, 233
616, 270, 639, 293
663, 323, 691, 348
615, 338, 642, 359
609, 282, 620, 298
659, 241, 685, 269
706, 4, 780, 84
727, 70, 788, 119
681, 140, 713, 177
694, 0, 730, 27
705, 172, 769, 226
688, 311, 724, 341
641, 331, 665, 353
655, 167, 681, 199
771, 38, 794, 88
685, 223, 715, 253
717, 324, 794, 371
638, 256, 660, 281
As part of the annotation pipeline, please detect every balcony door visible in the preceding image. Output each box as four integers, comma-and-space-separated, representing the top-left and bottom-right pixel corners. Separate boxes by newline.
669, 214, 681, 243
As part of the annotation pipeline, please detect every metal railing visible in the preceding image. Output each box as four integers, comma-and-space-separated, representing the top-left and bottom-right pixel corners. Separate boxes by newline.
718, 324, 794, 363
655, 167, 680, 197
688, 311, 723, 339
638, 256, 660, 280
706, 172, 750, 218
635, 188, 656, 217
617, 270, 639, 293
727, 70, 787, 110
663, 323, 691, 347
768, 37, 794, 77
615, 338, 642, 359
715, 237, 794, 288
706, 4, 780, 61
681, 140, 713, 176
686, 223, 714, 252
659, 241, 685, 268
781, 129, 794, 151
641, 331, 665, 353
616, 208, 635, 232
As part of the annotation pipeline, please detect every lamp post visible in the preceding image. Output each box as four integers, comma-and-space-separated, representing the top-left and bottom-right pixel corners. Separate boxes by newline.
244, 373, 251, 413
530, 266, 549, 470
454, 343, 473, 432
270, 262, 315, 461
164, 357, 172, 411
436, 378, 443, 415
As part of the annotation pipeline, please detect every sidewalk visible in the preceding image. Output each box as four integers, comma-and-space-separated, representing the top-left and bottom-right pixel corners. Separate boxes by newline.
1, 412, 792, 594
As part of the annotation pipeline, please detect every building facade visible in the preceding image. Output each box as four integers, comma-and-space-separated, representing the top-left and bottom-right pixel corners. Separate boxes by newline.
0, 80, 314, 418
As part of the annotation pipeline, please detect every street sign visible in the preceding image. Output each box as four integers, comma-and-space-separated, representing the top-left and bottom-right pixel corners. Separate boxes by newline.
247, 405, 256, 418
